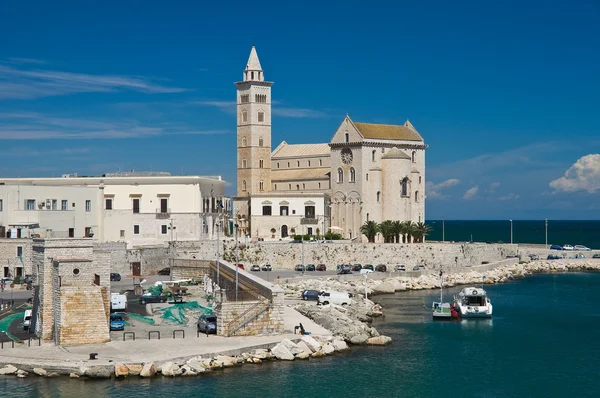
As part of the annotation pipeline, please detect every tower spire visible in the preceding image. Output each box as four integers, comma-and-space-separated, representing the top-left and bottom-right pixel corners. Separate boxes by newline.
244, 46, 264, 82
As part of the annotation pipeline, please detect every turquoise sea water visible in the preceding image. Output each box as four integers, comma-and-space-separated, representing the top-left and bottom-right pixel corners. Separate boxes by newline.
2, 272, 599, 397
426, 220, 600, 249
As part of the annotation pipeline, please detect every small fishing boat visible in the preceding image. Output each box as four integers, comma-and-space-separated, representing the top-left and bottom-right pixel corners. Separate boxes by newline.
432, 271, 457, 319
453, 286, 493, 318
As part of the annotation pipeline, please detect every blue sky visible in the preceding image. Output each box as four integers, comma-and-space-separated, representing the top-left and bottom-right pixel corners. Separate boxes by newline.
1, 0, 599, 219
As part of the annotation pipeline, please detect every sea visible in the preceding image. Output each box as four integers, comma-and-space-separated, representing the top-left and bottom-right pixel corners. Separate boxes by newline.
2, 272, 599, 397
425, 219, 600, 249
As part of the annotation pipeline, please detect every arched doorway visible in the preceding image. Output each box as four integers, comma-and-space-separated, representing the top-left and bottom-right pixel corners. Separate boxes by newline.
281, 225, 288, 238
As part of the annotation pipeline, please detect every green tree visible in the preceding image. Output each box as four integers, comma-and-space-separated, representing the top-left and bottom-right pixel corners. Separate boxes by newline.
402, 221, 415, 243
412, 222, 433, 243
391, 220, 403, 243
379, 220, 395, 243
360, 220, 380, 243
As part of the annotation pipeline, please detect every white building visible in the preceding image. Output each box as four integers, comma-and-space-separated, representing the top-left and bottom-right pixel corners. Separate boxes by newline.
0, 172, 229, 248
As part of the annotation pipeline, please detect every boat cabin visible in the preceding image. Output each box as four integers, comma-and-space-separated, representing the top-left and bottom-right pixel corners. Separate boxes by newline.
458, 288, 487, 306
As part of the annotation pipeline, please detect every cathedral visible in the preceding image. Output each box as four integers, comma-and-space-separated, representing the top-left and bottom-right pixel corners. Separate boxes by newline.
232, 47, 427, 243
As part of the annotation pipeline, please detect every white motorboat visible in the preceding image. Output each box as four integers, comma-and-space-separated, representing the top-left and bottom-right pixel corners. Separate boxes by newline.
454, 287, 493, 318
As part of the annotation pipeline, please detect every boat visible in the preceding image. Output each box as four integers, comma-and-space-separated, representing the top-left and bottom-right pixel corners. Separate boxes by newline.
453, 286, 493, 318
432, 271, 457, 319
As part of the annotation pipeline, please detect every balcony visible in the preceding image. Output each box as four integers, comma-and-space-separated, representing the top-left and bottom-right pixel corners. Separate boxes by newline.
156, 208, 171, 219
300, 217, 318, 225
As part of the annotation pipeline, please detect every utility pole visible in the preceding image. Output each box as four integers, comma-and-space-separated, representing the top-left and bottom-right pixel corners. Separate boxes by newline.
169, 218, 176, 281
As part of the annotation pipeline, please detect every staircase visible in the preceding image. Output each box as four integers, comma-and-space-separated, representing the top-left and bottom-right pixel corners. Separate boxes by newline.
225, 297, 271, 337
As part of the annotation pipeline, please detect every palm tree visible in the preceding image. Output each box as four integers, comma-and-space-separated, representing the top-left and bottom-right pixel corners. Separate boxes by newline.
391, 220, 403, 243
360, 221, 379, 243
412, 222, 433, 243
402, 221, 415, 243
379, 220, 395, 243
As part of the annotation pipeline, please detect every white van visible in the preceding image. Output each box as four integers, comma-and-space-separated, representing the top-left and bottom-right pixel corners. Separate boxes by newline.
23, 309, 32, 331
110, 293, 127, 312
318, 291, 353, 306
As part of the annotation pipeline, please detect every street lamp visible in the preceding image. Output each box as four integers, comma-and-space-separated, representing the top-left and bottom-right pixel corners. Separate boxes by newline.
545, 219, 548, 249
510, 219, 513, 244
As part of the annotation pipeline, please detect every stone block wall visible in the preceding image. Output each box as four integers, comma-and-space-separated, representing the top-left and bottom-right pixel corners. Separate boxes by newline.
58, 286, 110, 345
127, 245, 170, 275
215, 294, 284, 336
0, 238, 33, 278
172, 259, 211, 280
95, 242, 128, 275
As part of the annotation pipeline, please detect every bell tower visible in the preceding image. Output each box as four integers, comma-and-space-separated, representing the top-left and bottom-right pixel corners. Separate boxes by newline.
235, 46, 273, 197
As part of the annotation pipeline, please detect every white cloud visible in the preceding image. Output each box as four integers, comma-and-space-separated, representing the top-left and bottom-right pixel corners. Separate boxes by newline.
463, 186, 479, 200
193, 100, 327, 118
0, 113, 227, 140
549, 154, 600, 193
426, 178, 460, 199
8, 57, 47, 65
497, 193, 520, 201
489, 182, 500, 193
0, 64, 187, 99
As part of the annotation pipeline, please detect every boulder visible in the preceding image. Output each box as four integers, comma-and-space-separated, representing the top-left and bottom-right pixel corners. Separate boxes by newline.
280, 339, 304, 355
114, 364, 129, 377
160, 362, 182, 377
322, 343, 335, 355
295, 341, 313, 356
332, 339, 349, 351
311, 349, 325, 358
83, 366, 112, 379
33, 368, 47, 377
271, 342, 295, 361
127, 364, 143, 376
349, 334, 369, 345
69, 372, 80, 379
367, 335, 393, 345
140, 363, 157, 378
295, 352, 310, 360
47, 373, 60, 378
0, 365, 18, 375
181, 365, 197, 376
186, 358, 207, 373
251, 358, 262, 364
16, 370, 28, 378
300, 335, 321, 352
371, 282, 396, 294
214, 355, 236, 368
250, 349, 270, 360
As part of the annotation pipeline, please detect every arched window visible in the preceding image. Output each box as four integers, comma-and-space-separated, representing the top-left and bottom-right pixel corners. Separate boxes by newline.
260, 181, 264, 191
297, 161, 300, 167
302, 183, 305, 189
318, 182, 321, 189
319, 159, 323, 166
242, 159, 247, 168
288, 184, 291, 190
415, 191, 419, 202
367, 213, 370, 222
337, 168, 344, 183
281, 225, 288, 238
259, 159, 264, 168
401, 178, 408, 196
277, 162, 280, 168
419, 176, 422, 184
242, 136, 247, 146
366, 173, 369, 181
345, 132, 349, 143
296, 184, 300, 190
350, 167, 356, 182
242, 180, 247, 191
242, 111, 247, 123
412, 151, 416, 163
287, 162, 290, 167
308, 160, 311, 167
258, 112, 264, 122
274, 184, 277, 190
259, 137, 264, 146
377, 191, 381, 202
372, 150, 376, 162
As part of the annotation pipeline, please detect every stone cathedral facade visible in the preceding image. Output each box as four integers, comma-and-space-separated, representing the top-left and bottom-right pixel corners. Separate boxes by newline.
233, 47, 427, 242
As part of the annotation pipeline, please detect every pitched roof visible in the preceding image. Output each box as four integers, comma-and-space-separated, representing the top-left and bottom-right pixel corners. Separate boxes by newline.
246, 46, 262, 70
353, 120, 423, 141
381, 147, 411, 160
271, 167, 330, 181
271, 142, 330, 158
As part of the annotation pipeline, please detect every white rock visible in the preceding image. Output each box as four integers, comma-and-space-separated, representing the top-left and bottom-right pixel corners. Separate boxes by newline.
271, 342, 295, 360
280, 339, 304, 355
160, 362, 182, 377
332, 339, 348, 351
0, 365, 18, 375
33, 368, 47, 377
295, 341, 313, 356
214, 355, 236, 367
301, 335, 321, 352
250, 349, 270, 359
181, 365, 197, 376
322, 343, 335, 355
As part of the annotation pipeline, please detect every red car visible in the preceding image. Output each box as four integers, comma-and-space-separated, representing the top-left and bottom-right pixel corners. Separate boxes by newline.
316, 264, 326, 271
237, 263, 245, 270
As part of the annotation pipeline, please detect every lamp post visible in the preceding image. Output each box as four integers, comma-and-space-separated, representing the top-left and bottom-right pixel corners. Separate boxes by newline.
168, 218, 176, 281
545, 218, 548, 249
235, 223, 239, 301
510, 219, 513, 244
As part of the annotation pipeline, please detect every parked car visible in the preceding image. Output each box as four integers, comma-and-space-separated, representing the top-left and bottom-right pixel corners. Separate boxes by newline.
395, 264, 406, 272
23, 309, 32, 331
549, 245, 563, 251
139, 293, 167, 304
157, 267, 171, 275
547, 254, 561, 260
563, 244, 574, 251
360, 269, 374, 274
110, 273, 121, 282
351, 264, 362, 271
318, 291, 353, 306
237, 263, 245, 270
197, 314, 217, 334
306, 264, 316, 271
375, 264, 387, 272
261, 264, 272, 271
301, 289, 321, 301
295, 264, 305, 272
109, 313, 125, 331
337, 264, 352, 275
593, 254, 600, 259
529, 254, 540, 260
363, 264, 374, 271
250, 264, 261, 272
574, 245, 591, 251
316, 264, 327, 271
412, 265, 421, 271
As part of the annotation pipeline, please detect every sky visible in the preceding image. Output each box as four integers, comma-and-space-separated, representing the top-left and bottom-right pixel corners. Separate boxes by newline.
1, 0, 599, 219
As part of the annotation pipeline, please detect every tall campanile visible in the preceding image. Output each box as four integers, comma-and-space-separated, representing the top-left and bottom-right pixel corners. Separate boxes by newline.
233, 46, 273, 232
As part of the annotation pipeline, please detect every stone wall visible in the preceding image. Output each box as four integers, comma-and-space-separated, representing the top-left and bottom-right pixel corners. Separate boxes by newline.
215, 291, 284, 336
58, 286, 110, 345
172, 259, 211, 280
218, 241, 518, 269
0, 238, 33, 278
127, 245, 170, 275
95, 242, 128, 276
